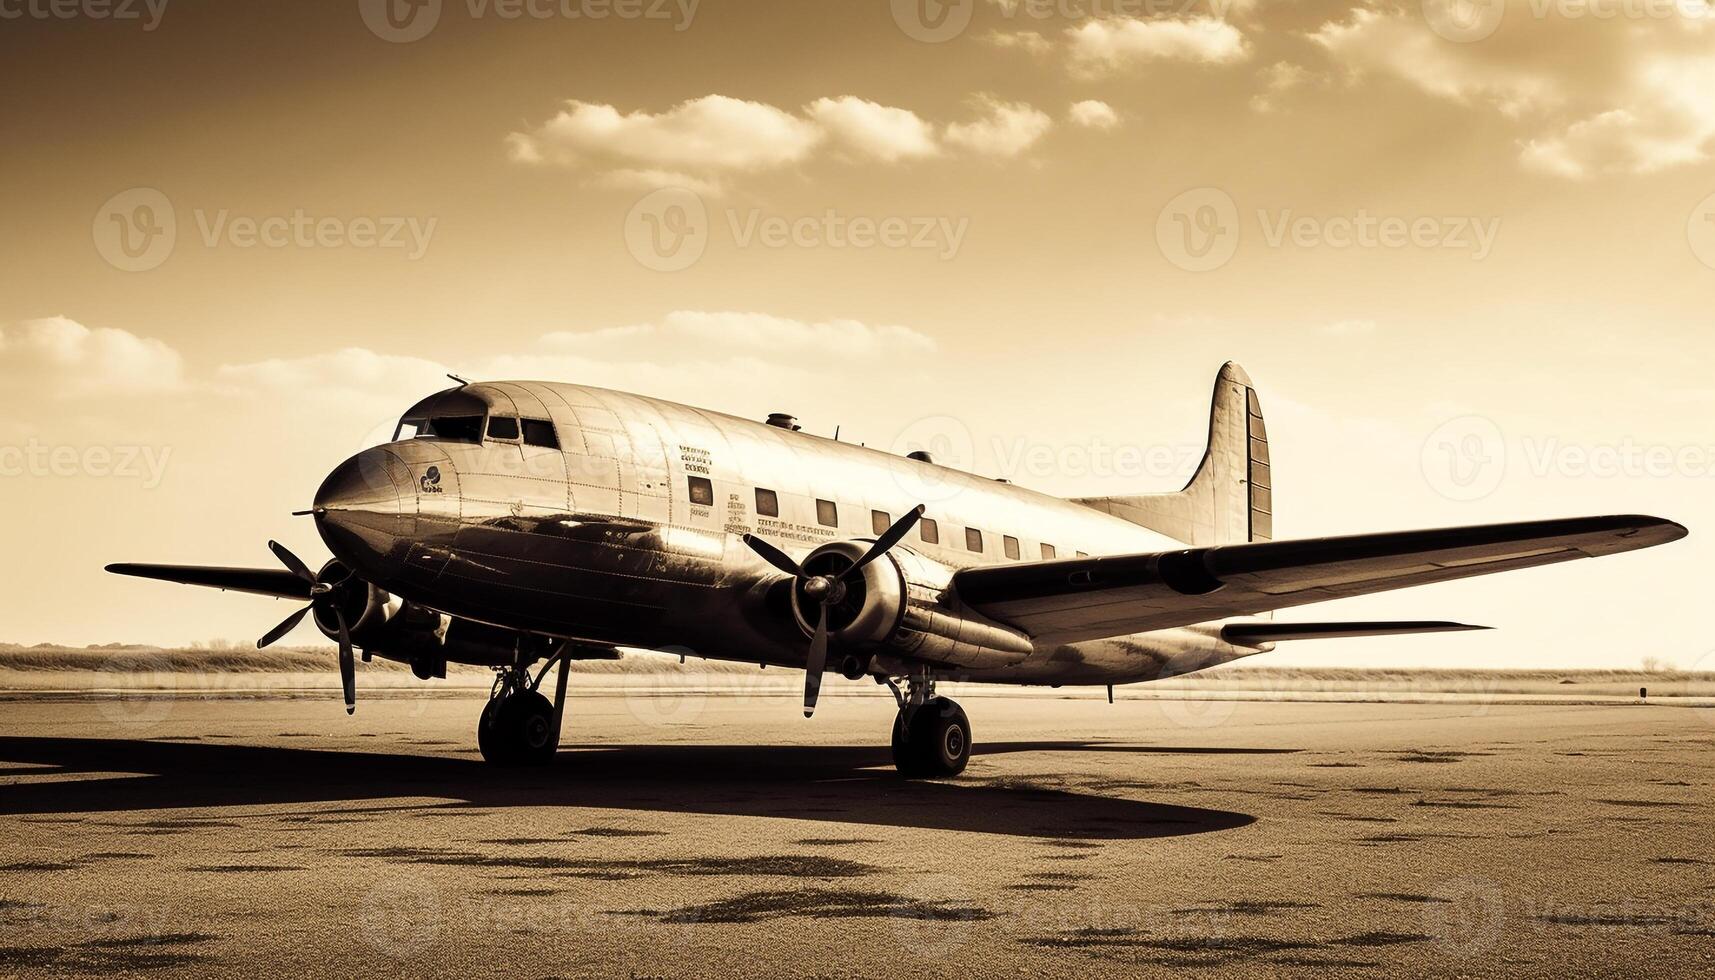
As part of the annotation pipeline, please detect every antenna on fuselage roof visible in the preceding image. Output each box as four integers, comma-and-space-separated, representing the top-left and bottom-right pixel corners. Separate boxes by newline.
447, 373, 472, 387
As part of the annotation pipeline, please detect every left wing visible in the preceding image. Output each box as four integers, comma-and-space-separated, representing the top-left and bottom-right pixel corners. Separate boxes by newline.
950, 514, 1686, 644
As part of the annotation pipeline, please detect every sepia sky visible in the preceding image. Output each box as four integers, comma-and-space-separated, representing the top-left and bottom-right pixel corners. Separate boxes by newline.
1, 0, 1712, 669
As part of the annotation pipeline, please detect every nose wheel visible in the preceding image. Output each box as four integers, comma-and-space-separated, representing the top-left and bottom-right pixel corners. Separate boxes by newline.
889, 682, 971, 778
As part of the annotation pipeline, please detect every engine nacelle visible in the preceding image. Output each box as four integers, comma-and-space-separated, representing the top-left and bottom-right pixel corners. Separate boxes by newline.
789, 541, 1033, 672
310, 560, 517, 679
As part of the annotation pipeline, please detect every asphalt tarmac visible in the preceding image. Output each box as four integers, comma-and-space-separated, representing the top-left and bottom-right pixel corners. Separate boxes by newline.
2, 689, 1712, 978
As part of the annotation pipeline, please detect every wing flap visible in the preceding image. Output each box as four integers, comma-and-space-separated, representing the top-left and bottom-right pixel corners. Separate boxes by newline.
952, 515, 1685, 644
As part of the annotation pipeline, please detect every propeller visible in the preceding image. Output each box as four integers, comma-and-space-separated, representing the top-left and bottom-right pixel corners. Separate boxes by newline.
258, 540, 360, 714
743, 505, 925, 718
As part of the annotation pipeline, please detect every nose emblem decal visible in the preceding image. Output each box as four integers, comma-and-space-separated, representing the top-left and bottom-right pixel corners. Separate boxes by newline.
419, 466, 444, 494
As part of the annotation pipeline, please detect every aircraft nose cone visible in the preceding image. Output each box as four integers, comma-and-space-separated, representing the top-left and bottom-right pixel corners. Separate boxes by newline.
314, 448, 413, 581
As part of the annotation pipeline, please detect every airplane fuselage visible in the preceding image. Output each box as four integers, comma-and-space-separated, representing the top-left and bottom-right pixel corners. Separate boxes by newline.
316, 380, 1255, 686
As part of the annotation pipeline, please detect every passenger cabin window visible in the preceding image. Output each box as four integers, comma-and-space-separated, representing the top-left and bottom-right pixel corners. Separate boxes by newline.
521, 418, 559, 449
422, 416, 483, 443
920, 518, 940, 544
965, 528, 984, 553
687, 476, 714, 506
1003, 535, 1021, 560
487, 416, 520, 441
1040, 543, 1057, 560
755, 488, 779, 518
816, 499, 839, 528
872, 510, 891, 536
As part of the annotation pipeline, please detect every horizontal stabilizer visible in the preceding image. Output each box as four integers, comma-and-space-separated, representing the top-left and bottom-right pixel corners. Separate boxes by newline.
1222, 621, 1489, 644
105, 563, 314, 601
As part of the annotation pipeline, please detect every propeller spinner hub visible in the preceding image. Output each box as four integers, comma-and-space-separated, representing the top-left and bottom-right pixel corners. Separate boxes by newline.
804, 575, 846, 605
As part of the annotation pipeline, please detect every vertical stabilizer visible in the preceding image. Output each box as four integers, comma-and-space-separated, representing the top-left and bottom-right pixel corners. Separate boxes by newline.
1072, 362, 1272, 546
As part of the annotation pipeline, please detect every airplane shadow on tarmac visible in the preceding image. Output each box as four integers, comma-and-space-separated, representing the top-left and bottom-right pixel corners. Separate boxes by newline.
0, 736, 1273, 840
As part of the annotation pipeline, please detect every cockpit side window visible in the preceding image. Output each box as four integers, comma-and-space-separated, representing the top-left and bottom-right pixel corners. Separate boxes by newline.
487, 416, 521, 441
521, 418, 559, 449
394, 420, 422, 441
421, 416, 484, 443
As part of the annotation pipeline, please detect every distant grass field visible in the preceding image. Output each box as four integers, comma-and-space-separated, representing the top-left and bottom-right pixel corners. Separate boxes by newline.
3, 643, 1711, 699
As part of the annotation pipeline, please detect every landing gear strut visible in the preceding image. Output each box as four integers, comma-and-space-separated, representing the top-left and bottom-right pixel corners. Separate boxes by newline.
885, 674, 971, 778
478, 641, 571, 766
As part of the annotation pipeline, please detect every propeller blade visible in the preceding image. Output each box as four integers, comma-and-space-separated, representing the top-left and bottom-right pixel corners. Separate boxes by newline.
257, 605, 311, 650
268, 540, 316, 583
742, 533, 803, 578
846, 504, 926, 577
335, 606, 356, 715
803, 605, 830, 718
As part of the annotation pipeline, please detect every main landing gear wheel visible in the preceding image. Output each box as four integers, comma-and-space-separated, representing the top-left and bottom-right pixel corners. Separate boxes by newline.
478, 690, 558, 766
479, 645, 571, 766
891, 696, 971, 778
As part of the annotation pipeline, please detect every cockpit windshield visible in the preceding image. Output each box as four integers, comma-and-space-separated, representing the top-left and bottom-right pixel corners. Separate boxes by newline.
395, 416, 484, 443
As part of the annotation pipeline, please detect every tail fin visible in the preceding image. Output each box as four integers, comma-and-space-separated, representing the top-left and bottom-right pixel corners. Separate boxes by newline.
1072, 362, 1272, 546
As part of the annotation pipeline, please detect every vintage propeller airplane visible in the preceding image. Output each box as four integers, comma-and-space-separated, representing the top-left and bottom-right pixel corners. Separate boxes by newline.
108, 364, 1686, 776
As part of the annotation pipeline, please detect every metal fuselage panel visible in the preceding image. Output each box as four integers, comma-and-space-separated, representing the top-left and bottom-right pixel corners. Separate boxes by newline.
370, 381, 1249, 686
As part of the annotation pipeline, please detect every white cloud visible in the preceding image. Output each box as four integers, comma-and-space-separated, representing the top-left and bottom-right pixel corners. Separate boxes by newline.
1068, 99, 1121, 129
1309, 3, 1715, 178
542, 311, 936, 362
589, 168, 726, 197
944, 97, 1054, 158
0, 317, 185, 398
805, 97, 940, 163
1250, 61, 1311, 113
511, 93, 1074, 188
1066, 16, 1251, 76
508, 95, 823, 174
983, 29, 1054, 55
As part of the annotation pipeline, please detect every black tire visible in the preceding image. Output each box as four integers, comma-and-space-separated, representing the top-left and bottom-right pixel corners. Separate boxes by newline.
894, 697, 971, 778
500, 690, 559, 767
477, 697, 511, 765
478, 691, 559, 766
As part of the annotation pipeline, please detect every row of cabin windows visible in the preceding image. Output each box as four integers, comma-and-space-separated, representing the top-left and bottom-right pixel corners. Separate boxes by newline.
695, 477, 1086, 561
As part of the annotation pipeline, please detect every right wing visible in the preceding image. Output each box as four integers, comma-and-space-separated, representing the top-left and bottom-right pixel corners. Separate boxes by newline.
951, 514, 1686, 644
